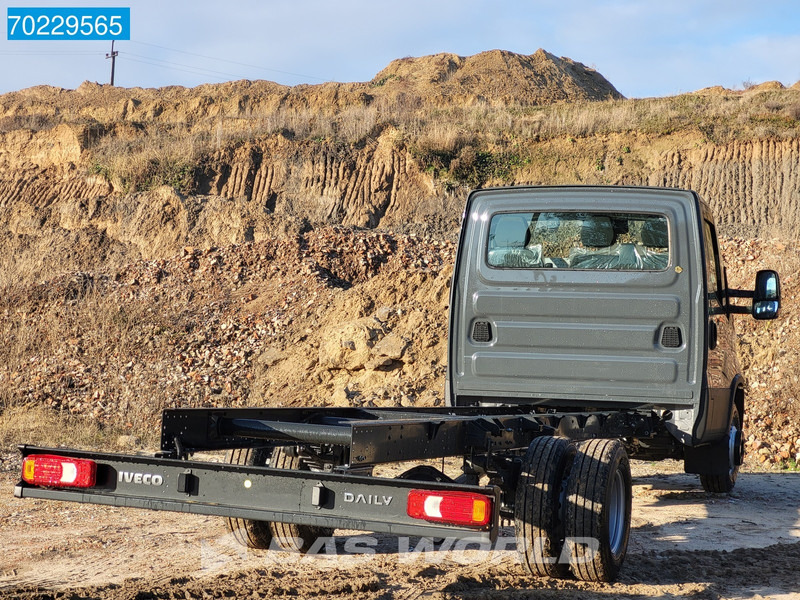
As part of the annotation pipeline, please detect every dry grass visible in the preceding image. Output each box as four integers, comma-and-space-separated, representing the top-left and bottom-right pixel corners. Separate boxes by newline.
0, 273, 205, 449
90, 123, 201, 193
0, 405, 119, 452
80, 87, 800, 194
0, 278, 165, 451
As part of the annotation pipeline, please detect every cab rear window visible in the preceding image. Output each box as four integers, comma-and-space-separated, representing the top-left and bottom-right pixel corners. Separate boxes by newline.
487, 212, 669, 270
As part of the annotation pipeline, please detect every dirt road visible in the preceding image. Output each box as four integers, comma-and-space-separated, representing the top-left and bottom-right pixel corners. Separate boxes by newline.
2, 461, 799, 599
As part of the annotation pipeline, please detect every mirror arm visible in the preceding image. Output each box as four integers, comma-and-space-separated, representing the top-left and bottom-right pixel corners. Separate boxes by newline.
726, 288, 754, 316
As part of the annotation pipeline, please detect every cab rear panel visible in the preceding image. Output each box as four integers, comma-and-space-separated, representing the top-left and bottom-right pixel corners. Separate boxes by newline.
448, 186, 710, 445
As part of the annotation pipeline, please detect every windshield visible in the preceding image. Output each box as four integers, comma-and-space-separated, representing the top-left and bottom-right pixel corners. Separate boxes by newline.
487, 212, 669, 270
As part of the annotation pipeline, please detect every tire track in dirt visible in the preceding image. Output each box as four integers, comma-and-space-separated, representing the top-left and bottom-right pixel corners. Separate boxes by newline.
2, 465, 799, 599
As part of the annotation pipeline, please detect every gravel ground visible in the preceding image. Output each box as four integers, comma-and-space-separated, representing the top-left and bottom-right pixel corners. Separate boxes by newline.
2, 462, 799, 599
2, 228, 800, 598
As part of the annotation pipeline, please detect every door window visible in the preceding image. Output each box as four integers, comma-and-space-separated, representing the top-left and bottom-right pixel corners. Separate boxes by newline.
703, 220, 722, 302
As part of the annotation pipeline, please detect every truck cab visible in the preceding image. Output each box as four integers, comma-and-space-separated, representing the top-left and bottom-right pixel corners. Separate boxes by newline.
448, 185, 780, 491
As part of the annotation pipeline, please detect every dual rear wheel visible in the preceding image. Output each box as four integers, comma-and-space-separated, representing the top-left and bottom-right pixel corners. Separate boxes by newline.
226, 436, 633, 581
515, 436, 632, 583
225, 446, 333, 552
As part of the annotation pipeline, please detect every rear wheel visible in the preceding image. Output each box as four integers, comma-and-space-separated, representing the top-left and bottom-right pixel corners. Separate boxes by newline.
514, 436, 577, 578
224, 447, 274, 549
700, 405, 743, 493
268, 446, 334, 553
564, 438, 632, 582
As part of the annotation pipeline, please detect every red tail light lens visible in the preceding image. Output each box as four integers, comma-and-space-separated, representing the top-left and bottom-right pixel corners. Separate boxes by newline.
22, 454, 97, 488
407, 489, 493, 527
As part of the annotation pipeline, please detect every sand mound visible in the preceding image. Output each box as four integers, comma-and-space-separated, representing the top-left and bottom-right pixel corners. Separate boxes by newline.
372, 48, 623, 105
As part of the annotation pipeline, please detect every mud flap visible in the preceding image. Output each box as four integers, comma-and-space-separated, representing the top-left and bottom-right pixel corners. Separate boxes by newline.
683, 426, 743, 476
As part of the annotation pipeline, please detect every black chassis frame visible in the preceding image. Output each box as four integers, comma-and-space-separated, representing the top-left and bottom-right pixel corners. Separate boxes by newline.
16, 406, 663, 542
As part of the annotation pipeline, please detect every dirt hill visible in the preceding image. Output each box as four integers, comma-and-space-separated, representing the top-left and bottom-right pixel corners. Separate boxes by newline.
371, 49, 622, 105
0, 48, 627, 281
1, 49, 799, 472
0, 55, 799, 283
0, 49, 619, 122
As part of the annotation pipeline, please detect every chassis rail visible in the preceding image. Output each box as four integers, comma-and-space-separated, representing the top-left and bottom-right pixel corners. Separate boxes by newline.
159, 406, 662, 463
16, 407, 664, 542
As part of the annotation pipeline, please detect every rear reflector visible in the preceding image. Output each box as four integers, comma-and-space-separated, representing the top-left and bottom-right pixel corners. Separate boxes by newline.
407, 489, 492, 527
22, 454, 97, 488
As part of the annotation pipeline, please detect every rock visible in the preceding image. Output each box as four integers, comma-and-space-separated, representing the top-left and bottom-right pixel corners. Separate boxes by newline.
374, 307, 395, 323
365, 357, 394, 371
317, 318, 383, 371
370, 333, 408, 361
329, 387, 351, 408
257, 348, 286, 368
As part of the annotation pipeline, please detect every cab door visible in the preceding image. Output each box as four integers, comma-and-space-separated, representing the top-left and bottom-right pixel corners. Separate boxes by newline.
701, 218, 739, 440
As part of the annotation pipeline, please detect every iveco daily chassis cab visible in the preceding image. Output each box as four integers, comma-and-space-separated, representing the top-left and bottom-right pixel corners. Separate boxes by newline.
16, 186, 780, 582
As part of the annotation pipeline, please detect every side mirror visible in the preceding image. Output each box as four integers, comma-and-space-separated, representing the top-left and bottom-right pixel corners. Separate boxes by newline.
753, 270, 780, 320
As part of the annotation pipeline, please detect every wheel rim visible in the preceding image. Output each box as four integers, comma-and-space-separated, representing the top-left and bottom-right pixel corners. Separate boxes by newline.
608, 469, 626, 555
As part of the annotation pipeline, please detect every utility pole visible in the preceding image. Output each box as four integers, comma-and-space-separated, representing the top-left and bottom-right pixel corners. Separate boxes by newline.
106, 40, 118, 86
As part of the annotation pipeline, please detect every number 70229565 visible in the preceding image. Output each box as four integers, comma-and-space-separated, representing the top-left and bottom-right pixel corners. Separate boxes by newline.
7, 7, 130, 41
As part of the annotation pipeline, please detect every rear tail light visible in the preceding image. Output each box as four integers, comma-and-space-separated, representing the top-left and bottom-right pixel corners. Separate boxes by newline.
407, 489, 493, 527
22, 454, 97, 488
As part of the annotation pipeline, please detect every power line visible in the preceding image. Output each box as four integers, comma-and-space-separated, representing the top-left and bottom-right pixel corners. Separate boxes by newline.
121, 55, 238, 82
0, 48, 247, 83
0, 40, 331, 89
128, 40, 330, 82
123, 52, 252, 80
122, 53, 253, 81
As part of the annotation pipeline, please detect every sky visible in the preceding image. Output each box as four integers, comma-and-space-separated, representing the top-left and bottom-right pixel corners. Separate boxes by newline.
1, 0, 800, 98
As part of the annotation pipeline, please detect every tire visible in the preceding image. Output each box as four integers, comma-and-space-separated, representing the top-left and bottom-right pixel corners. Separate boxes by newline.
514, 436, 577, 578
268, 446, 334, 553
564, 438, 632, 582
700, 405, 742, 493
224, 447, 274, 549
